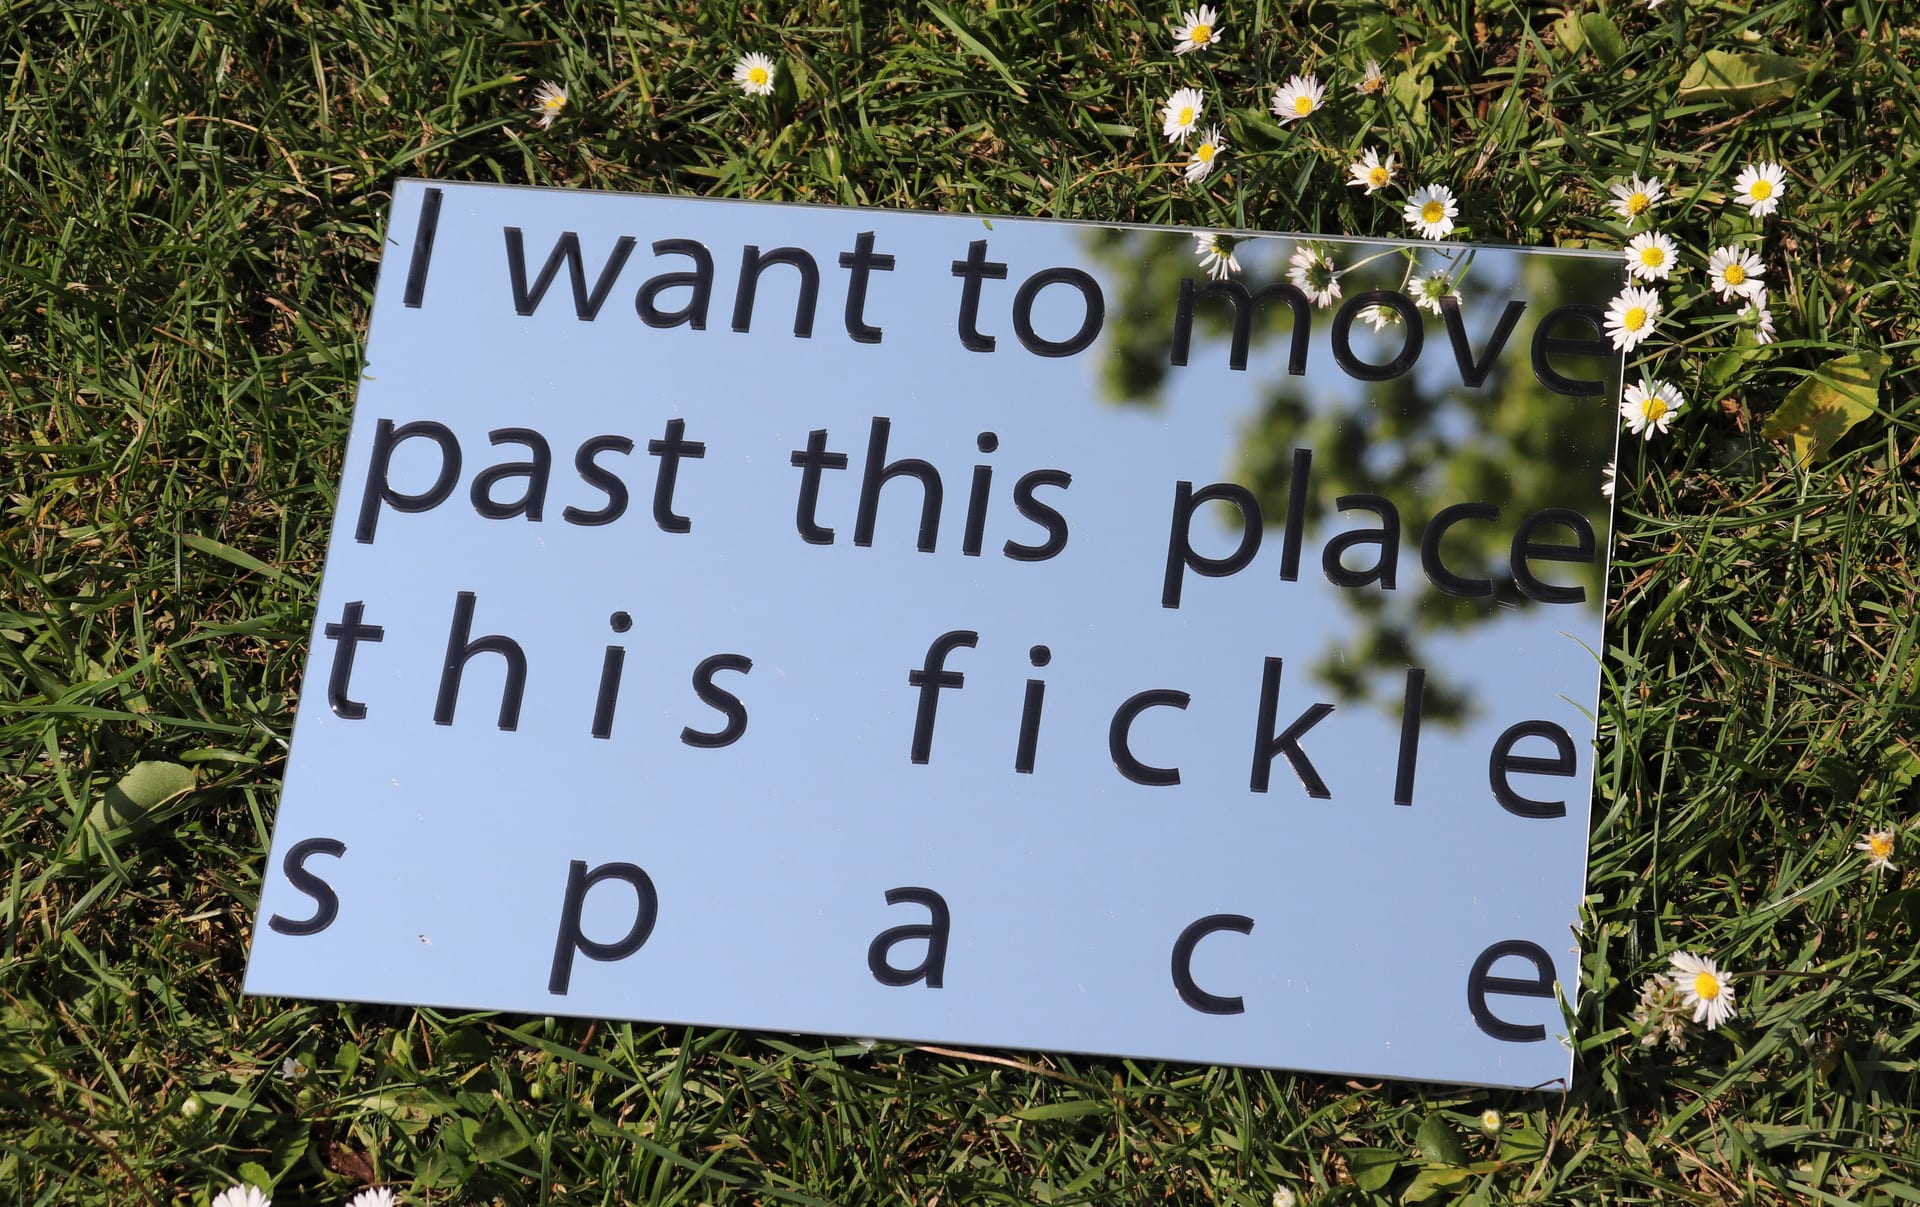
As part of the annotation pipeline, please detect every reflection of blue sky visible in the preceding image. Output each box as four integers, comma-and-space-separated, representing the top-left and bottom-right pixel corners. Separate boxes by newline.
247, 183, 1618, 1090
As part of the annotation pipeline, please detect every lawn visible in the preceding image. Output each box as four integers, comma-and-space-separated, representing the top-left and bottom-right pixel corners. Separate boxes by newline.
2, 1, 1916, 1203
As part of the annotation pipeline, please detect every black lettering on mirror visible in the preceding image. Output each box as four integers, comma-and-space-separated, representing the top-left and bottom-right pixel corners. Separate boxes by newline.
790, 429, 851, 545
267, 837, 347, 937
1530, 304, 1610, 396
1162, 481, 1261, 608
1420, 502, 1499, 597
548, 860, 659, 995
838, 231, 895, 344
1511, 508, 1596, 604
1004, 469, 1071, 561
1467, 939, 1556, 1043
402, 186, 442, 309
1439, 297, 1527, 388
855, 417, 942, 553
323, 601, 384, 720
732, 245, 819, 337
1172, 914, 1254, 1014
909, 630, 978, 764
1489, 721, 1577, 818
471, 427, 553, 521
646, 418, 706, 534
1170, 279, 1310, 373
1110, 689, 1190, 786
867, 887, 952, 988
951, 240, 1009, 352
681, 654, 753, 748
504, 228, 636, 319
636, 238, 714, 329
355, 418, 460, 544
1331, 290, 1423, 381
435, 591, 527, 731
562, 435, 636, 527
1012, 267, 1103, 357
1322, 493, 1401, 589
1249, 657, 1334, 798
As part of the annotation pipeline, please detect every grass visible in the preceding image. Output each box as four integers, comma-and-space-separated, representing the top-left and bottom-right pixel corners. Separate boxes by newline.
2, 0, 1917, 1203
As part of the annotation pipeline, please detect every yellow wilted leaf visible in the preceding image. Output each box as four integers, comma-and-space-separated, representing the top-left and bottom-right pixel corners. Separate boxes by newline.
1760, 351, 1889, 466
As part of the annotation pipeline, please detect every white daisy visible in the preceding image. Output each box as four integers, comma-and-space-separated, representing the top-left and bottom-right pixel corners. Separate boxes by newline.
1355, 59, 1387, 95
1411, 270, 1457, 315
530, 81, 568, 129
1739, 288, 1777, 345
346, 1191, 398, 1207
733, 52, 777, 97
1194, 232, 1240, 280
1185, 126, 1227, 184
1668, 951, 1736, 1030
1359, 303, 1400, 332
1271, 74, 1325, 123
1347, 147, 1396, 194
1604, 286, 1661, 351
1707, 246, 1766, 301
1733, 161, 1786, 217
1623, 230, 1678, 282
1620, 378, 1684, 439
1479, 1109, 1502, 1135
1173, 6, 1223, 55
1608, 174, 1664, 221
1273, 1188, 1298, 1207
1162, 87, 1205, 144
1403, 184, 1458, 240
1601, 459, 1617, 500
212, 1188, 271, 1207
1286, 242, 1340, 307
1856, 829, 1896, 871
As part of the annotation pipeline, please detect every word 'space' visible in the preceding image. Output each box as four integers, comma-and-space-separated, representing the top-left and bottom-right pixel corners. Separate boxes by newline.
267, 843, 1566, 1045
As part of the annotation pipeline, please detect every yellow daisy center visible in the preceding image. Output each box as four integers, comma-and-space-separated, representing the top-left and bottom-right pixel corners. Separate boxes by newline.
1363, 75, 1383, 93
1750, 179, 1773, 200
1369, 166, 1390, 188
1640, 246, 1665, 267
1723, 264, 1746, 286
1694, 971, 1721, 1001
1626, 192, 1650, 215
1293, 94, 1314, 116
1422, 201, 1444, 224
1641, 395, 1668, 423
749, 66, 769, 86
1190, 23, 1213, 43
1870, 834, 1893, 859
1197, 143, 1216, 162
543, 95, 565, 111
1623, 306, 1648, 331
1178, 106, 1195, 126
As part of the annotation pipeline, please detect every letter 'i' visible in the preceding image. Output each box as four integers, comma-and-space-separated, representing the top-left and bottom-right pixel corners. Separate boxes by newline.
964, 432, 997, 556
591, 611, 632, 739
1015, 645, 1050, 773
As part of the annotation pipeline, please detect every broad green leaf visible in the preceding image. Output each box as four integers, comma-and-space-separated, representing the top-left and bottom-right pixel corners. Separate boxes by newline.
1678, 50, 1812, 106
1580, 14, 1626, 67
1012, 1098, 1109, 1120
234, 1165, 272, 1194
1415, 1114, 1471, 1166
1403, 1164, 1473, 1202
473, 1115, 531, 1162
1551, 12, 1585, 58
1350, 1147, 1404, 1193
87, 761, 195, 832
1760, 351, 1889, 466
1500, 1122, 1548, 1163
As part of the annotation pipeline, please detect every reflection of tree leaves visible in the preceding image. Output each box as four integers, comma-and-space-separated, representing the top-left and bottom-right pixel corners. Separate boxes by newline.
1086, 230, 1619, 724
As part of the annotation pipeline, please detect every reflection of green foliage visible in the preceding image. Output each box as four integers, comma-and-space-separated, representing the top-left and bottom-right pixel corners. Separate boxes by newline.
1089, 230, 1621, 723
